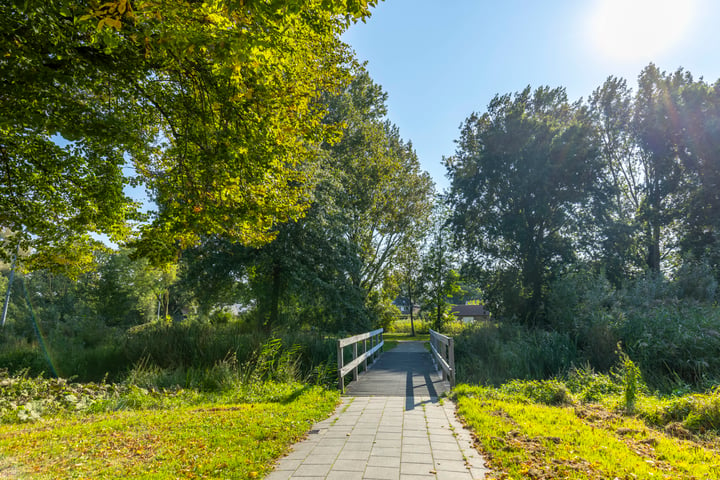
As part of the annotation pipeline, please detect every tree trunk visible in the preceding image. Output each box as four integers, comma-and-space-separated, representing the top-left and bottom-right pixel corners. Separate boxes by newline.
266, 263, 281, 333
409, 295, 416, 336
647, 223, 661, 273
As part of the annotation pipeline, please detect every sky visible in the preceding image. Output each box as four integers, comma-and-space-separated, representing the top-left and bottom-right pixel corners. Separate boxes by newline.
342, 0, 720, 192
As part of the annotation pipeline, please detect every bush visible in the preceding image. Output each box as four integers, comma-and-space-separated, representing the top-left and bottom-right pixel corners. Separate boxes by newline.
565, 364, 621, 402
499, 379, 573, 406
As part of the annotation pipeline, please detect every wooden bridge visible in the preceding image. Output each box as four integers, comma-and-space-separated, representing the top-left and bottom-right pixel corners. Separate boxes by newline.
267, 329, 490, 479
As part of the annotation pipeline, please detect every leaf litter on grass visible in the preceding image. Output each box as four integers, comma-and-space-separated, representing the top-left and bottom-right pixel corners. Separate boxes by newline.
456, 388, 720, 480
0, 385, 339, 479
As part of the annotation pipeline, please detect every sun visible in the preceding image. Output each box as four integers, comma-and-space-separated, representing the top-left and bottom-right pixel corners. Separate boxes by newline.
589, 0, 696, 62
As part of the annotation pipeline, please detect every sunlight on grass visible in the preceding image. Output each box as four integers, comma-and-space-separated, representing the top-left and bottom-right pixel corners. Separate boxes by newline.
383, 332, 431, 342
455, 384, 720, 479
0, 385, 339, 479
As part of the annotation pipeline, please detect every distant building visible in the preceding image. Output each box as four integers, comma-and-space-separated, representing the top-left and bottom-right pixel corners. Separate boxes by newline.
393, 298, 421, 316
450, 304, 490, 323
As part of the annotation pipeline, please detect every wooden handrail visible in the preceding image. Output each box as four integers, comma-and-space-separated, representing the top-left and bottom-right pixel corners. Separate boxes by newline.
429, 329, 455, 387
337, 328, 384, 393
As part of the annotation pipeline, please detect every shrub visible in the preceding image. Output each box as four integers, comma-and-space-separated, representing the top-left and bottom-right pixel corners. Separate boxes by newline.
565, 364, 621, 402
499, 379, 573, 406
615, 346, 645, 413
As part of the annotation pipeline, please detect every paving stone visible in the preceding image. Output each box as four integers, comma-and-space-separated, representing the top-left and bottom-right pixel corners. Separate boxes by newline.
400, 462, 436, 476
367, 455, 401, 468
337, 448, 371, 460
303, 454, 338, 464
264, 342, 487, 480
435, 470, 473, 480
263, 470, 293, 480
292, 463, 332, 477
401, 452, 433, 464
326, 471, 364, 480
434, 459, 471, 472
364, 465, 401, 479
331, 459, 367, 471
370, 446, 402, 457
273, 459, 303, 471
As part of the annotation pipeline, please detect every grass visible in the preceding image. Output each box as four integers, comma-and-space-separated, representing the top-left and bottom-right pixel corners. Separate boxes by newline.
454, 383, 720, 479
383, 332, 431, 343
0, 384, 339, 479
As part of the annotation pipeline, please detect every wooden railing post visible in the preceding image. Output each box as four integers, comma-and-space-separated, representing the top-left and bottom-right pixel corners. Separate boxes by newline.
353, 342, 359, 381
363, 338, 368, 371
337, 340, 344, 393
448, 336, 455, 386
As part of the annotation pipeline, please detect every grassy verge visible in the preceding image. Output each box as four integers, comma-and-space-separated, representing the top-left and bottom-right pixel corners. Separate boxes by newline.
0, 384, 338, 479
454, 383, 720, 479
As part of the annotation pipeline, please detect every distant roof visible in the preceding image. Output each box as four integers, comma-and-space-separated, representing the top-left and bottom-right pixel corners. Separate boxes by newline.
450, 304, 490, 316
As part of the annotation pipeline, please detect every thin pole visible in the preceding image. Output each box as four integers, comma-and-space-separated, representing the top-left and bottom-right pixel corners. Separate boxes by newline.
1, 243, 20, 327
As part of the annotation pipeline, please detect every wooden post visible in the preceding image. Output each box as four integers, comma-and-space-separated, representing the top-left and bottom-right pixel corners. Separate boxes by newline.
363, 338, 368, 371
353, 342, 358, 381
337, 340, 344, 393
448, 336, 455, 386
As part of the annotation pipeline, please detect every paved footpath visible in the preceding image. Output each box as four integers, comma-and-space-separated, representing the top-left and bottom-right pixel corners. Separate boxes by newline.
266, 342, 490, 479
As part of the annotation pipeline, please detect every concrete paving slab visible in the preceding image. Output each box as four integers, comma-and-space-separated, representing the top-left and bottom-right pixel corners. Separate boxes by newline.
266, 341, 489, 479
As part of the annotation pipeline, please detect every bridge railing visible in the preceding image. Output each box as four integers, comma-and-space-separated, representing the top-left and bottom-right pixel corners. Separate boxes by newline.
337, 328, 384, 393
429, 329, 455, 387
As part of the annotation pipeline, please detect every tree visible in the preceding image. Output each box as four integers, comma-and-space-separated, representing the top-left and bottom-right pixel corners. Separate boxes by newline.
588, 76, 648, 284
632, 65, 692, 273
420, 206, 460, 331
675, 77, 720, 273
1, 0, 377, 269
446, 86, 602, 324
176, 70, 434, 333
394, 241, 425, 336
321, 73, 435, 310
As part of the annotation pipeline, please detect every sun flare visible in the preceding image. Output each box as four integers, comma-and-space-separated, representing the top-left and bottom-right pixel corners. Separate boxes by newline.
589, 0, 696, 62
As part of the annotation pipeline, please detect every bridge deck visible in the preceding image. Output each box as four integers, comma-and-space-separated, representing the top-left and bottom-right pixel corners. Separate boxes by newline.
345, 340, 450, 401
266, 340, 490, 479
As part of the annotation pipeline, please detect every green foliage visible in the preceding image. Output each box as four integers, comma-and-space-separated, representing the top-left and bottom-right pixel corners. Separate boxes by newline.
499, 379, 573, 406
639, 388, 720, 435
2, 0, 377, 270
615, 345, 645, 413
455, 321, 576, 386
389, 317, 431, 334
0, 383, 339, 479
566, 364, 622, 402
455, 384, 720, 479
446, 86, 603, 324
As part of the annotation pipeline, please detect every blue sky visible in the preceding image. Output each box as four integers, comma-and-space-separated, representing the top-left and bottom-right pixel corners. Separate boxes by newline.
343, 0, 720, 192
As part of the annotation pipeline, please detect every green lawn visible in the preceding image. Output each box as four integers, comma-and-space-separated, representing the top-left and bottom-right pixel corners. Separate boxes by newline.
0, 385, 339, 479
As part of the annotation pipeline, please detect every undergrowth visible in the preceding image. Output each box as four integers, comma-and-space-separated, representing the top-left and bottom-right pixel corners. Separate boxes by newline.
0, 337, 333, 424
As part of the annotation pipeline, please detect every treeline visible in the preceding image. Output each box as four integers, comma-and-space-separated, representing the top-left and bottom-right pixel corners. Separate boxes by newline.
447, 64, 720, 389
447, 64, 720, 324
0, 71, 435, 380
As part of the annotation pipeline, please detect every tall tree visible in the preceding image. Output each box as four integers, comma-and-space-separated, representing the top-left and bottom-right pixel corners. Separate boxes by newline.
632, 65, 692, 272
177, 70, 434, 333
420, 205, 460, 330
589, 76, 647, 283
322, 72, 434, 316
446, 86, 601, 324
1, 0, 376, 269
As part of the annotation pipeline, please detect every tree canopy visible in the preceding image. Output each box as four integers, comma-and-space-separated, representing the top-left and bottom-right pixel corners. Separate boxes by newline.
446, 86, 602, 323
1, 0, 376, 270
